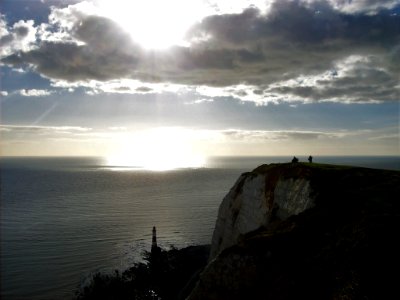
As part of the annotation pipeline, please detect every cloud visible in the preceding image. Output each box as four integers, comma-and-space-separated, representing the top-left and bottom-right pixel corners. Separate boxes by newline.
326, 0, 400, 14
2, 13, 142, 81
0, 125, 93, 148
265, 55, 400, 103
1, 91, 8, 96
49, 78, 187, 95
19, 89, 54, 97
184, 98, 215, 105
135, 86, 153, 93
0, 15, 37, 58
369, 133, 399, 141
0, 124, 92, 134
108, 126, 127, 131
1, 0, 399, 104
221, 129, 345, 141
215, 128, 399, 156
0, 124, 97, 156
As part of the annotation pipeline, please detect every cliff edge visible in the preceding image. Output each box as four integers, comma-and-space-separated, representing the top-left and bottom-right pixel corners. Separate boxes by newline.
189, 163, 400, 300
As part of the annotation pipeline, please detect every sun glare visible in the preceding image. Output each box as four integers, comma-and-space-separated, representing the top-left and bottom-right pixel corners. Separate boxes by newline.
96, 0, 208, 49
106, 128, 206, 171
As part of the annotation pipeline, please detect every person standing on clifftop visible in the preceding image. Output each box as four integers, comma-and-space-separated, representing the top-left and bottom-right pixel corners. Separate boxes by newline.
308, 156, 313, 163
292, 156, 299, 163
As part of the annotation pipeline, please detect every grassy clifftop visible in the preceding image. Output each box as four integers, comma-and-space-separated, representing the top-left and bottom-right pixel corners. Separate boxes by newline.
252, 162, 399, 207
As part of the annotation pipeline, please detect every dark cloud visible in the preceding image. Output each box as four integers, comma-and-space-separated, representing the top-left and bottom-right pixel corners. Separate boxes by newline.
0, 33, 14, 45
190, 1, 400, 47
183, 0, 400, 101
0, 19, 35, 51
266, 55, 399, 103
14, 25, 29, 37
172, 47, 236, 70
3, 41, 137, 81
1, 0, 399, 103
269, 1, 399, 45
0, 26, 29, 46
72, 15, 139, 56
2, 15, 142, 81
188, 7, 262, 45
135, 86, 153, 93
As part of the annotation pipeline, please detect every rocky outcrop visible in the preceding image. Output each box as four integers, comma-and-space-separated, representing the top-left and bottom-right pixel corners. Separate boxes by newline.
188, 163, 400, 300
210, 164, 315, 259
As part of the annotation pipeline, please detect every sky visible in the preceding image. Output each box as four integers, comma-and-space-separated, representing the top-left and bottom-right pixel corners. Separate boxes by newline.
0, 0, 399, 165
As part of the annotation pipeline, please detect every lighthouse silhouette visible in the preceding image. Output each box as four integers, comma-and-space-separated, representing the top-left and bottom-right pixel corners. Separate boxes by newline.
151, 226, 161, 257
152, 226, 157, 250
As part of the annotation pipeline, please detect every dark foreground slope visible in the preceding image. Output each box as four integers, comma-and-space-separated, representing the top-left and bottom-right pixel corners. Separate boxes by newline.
188, 163, 400, 300
76, 245, 209, 300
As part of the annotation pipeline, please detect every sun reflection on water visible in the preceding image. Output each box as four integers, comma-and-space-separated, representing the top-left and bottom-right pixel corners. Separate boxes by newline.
105, 128, 207, 171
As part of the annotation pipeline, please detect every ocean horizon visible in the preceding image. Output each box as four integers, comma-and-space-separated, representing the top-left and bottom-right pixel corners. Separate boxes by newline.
2, 154, 400, 170
1, 156, 399, 300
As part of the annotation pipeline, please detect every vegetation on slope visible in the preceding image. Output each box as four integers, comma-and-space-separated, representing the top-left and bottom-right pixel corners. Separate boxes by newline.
75, 245, 209, 300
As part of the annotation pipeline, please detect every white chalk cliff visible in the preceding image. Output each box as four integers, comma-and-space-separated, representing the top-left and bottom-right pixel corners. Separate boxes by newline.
209, 165, 315, 260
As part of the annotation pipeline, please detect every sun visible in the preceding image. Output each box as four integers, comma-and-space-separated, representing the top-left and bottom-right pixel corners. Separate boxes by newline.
106, 128, 206, 171
95, 0, 208, 49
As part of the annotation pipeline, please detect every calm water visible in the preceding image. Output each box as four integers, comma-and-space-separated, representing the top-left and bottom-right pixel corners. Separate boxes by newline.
1, 156, 399, 300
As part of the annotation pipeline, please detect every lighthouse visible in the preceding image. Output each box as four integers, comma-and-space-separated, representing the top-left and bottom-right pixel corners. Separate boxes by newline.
152, 226, 157, 250
151, 226, 161, 258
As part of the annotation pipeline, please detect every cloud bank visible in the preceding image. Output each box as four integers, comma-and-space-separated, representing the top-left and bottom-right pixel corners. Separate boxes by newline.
1, 0, 399, 104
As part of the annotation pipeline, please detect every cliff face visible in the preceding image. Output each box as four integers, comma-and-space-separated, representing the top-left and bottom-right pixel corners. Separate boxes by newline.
210, 166, 314, 259
189, 163, 400, 300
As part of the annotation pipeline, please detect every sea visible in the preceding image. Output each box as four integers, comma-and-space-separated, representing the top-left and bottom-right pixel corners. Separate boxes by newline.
1, 156, 399, 300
